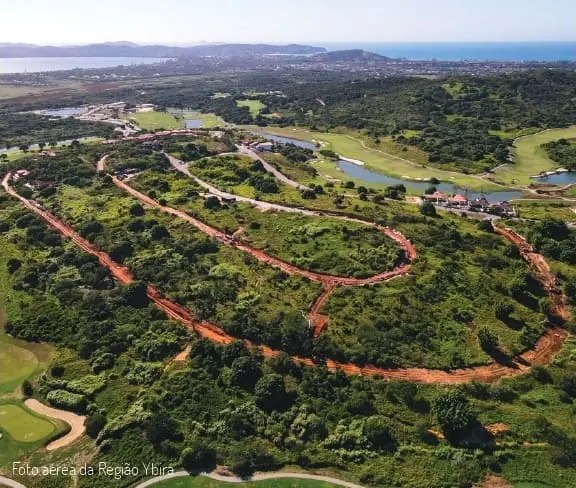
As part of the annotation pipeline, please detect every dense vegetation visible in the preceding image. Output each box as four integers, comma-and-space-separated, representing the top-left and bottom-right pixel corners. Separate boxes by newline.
0, 112, 114, 149
543, 138, 576, 171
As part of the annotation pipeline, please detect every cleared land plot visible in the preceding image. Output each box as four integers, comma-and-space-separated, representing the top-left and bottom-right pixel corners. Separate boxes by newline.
495, 127, 576, 184
0, 403, 56, 442
125, 111, 184, 130
251, 127, 505, 192
236, 99, 266, 116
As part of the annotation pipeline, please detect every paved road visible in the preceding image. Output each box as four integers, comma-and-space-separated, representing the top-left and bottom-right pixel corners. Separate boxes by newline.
134, 470, 366, 488
236, 145, 311, 191
167, 154, 317, 215
0, 476, 26, 488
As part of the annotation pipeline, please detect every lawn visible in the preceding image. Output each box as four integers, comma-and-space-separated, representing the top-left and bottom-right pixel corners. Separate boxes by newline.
237, 99, 267, 116
125, 111, 184, 130
495, 126, 576, 184
248, 127, 505, 192
513, 199, 576, 221
151, 475, 345, 488
168, 110, 227, 128
0, 338, 38, 394
0, 402, 56, 442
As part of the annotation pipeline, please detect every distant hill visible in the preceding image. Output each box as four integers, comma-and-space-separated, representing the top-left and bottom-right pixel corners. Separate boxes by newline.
0, 42, 326, 58
312, 49, 393, 62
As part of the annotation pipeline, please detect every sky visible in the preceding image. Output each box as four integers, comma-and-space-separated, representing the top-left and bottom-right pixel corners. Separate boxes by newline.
3, 0, 576, 45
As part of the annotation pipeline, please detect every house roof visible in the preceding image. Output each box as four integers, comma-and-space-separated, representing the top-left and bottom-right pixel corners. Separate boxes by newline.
451, 194, 467, 202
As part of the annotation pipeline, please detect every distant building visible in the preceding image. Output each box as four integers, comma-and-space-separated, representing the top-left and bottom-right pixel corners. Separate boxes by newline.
422, 191, 447, 203
449, 194, 468, 206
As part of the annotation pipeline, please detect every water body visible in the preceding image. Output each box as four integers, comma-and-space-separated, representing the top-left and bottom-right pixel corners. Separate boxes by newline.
184, 119, 203, 129
533, 172, 576, 185
250, 131, 318, 151
336, 160, 522, 203
34, 106, 86, 117
0, 57, 170, 74
251, 132, 522, 201
320, 42, 576, 62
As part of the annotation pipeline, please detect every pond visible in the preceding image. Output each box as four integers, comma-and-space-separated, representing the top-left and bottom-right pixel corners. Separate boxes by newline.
249, 131, 318, 151
336, 160, 523, 203
532, 172, 576, 185
185, 119, 203, 129
33, 107, 87, 118
252, 131, 524, 202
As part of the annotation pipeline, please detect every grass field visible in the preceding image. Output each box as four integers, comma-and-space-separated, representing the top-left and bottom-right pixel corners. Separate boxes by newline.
237, 99, 267, 116
125, 111, 184, 130
151, 475, 345, 488
0, 403, 56, 442
514, 199, 576, 221
248, 127, 505, 192
495, 127, 576, 184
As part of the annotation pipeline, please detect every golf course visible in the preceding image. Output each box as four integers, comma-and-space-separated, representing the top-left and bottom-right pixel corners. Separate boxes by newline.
495, 126, 576, 184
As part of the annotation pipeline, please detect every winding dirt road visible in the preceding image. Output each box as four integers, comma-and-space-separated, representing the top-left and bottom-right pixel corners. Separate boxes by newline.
102, 155, 416, 335
1, 169, 570, 384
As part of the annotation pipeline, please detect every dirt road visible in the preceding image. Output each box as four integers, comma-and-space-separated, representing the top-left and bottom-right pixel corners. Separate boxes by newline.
2, 172, 570, 384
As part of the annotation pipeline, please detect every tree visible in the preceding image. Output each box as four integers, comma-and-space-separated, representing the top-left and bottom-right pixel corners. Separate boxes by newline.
477, 326, 499, 352
230, 356, 262, 390
254, 374, 288, 412
7, 258, 21, 274
22, 380, 33, 397
181, 442, 217, 473
204, 196, 221, 210
363, 416, 396, 451
85, 413, 106, 438
420, 201, 437, 217
129, 203, 145, 217
433, 389, 474, 439
494, 302, 514, 321
146, 413, 181, 444
150, 225, 170, 240
121, 282, 149, 308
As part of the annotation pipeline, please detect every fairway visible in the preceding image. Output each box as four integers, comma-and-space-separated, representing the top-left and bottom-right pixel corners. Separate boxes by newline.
237, 99, 266, 116
251, 127, 505, 192
495, 126, 576, 184
125, 111, 184, 130
0, 403, 55, 442
0, 342, 38, 394
151, 475, 348, 488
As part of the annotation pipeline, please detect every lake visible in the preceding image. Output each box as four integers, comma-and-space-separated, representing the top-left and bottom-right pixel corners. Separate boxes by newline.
185, 119, 203, 129
0, 57, 170, 74
249, 131, 318, 151
252, 131, 522, 201
533, 172, 576, 185
336, 160, 523, 203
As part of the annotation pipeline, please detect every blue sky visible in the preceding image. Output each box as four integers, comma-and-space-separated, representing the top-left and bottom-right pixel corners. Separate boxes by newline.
3, 0, 575, 45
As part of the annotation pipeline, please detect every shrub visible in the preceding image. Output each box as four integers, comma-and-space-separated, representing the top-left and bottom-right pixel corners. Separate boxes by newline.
181, 443, 217, 473
46, 390, 86, 412
85, 413, 106, 438
420, 201, 436, 217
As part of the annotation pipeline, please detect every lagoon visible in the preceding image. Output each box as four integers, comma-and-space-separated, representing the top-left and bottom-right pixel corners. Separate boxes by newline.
533, 172, 576, 185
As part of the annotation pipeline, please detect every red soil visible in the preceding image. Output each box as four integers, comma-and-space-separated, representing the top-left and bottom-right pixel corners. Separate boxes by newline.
2, 172, 571, 384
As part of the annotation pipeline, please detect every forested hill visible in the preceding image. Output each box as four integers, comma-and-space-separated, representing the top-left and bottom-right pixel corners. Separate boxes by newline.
0, 42, 326, 58
311, 49, 394, 62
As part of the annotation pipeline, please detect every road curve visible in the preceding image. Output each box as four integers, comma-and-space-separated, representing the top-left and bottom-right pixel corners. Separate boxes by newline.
2, 171, 570, 384
134, 470, 365, 488
0, 476, 27, 488
236, 145, 311, 191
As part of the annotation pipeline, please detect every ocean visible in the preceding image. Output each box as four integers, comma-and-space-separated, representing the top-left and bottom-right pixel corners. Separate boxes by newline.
320, 42, 576, 62
0, 57, 170, 74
